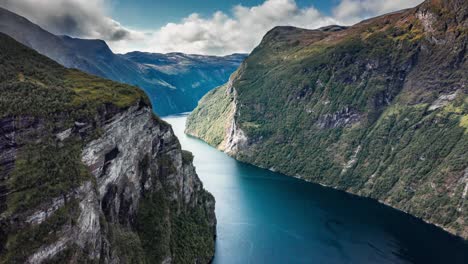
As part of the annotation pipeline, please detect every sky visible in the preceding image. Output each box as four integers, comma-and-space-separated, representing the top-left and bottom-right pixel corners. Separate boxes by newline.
0, 0, 425, 55
110, 0, 336, 29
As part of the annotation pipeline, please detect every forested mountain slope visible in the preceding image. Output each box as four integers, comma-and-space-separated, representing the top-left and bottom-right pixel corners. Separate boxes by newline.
0, 33, 216, 263
187, 0, 468, 238
0, 7, 246, 115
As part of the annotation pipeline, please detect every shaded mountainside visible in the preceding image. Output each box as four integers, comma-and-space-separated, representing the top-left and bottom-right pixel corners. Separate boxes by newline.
0, 33, 216, 263
122, 51, 246, 115
187, 0, 468, 238
0, 7, 246, 115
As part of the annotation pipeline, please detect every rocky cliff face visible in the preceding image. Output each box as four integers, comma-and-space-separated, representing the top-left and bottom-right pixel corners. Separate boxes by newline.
0, 33, 215, 263
187, 0, 467, 238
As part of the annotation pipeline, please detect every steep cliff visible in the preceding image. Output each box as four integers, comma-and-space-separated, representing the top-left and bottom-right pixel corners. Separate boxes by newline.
0, 33, 216, 263
187, 0, 467, 238
0, 7, 246, 115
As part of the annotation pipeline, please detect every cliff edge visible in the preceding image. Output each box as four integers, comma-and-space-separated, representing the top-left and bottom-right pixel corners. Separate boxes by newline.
0, 33, 216, 263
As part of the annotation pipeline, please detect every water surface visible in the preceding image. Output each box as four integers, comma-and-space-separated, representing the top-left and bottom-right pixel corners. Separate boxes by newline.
164, 114, 468, 264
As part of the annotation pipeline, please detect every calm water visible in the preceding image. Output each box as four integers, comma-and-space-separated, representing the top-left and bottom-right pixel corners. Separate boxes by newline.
164, 114, 468, 264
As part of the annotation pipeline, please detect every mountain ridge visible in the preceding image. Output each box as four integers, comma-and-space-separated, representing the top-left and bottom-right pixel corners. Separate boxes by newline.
187, 0, 468, 238
0, 7, 247, 115
0, 32, 216, 263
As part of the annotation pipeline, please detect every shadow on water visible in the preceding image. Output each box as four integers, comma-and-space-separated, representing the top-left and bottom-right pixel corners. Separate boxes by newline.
164, 114, 468, 264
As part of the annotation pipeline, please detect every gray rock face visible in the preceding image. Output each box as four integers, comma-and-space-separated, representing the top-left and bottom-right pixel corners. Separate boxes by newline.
1, 103, 216, 263
316, 107, 361, 129
221, 87, 248, 156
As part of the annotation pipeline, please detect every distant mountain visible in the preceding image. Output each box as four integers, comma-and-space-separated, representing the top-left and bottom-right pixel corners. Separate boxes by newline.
187, 0, 468, 238
123, 51, 246, 107
0, 7, 246, 115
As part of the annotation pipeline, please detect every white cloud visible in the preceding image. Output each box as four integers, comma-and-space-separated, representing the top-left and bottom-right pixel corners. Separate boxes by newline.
143, 0, 338, 55
0, 0, 138, 41
333, 0, 425, 24
130, 0, 424, 55
0, 0, 426, 55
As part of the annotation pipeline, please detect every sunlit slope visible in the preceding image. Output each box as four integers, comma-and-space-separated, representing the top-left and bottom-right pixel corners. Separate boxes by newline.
187, 0, 468, 238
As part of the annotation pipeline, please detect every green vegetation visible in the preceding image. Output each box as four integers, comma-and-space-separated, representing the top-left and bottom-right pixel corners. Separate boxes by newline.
136, 190, 171, 263
0, 32, 197, 263
171, 202, 215, 264
182, 150, 195, 164
108, 224, 147, 264
66, 69, 149, 111
6, 137, 90, 216
1, 32, 216, 263
1, 32, 215, 263
136, 190, 216, 264
136, 152, 215, 264
187, 0, 468, 238
0, 33, 147, 122
186, 84, 235, 147
0, 33, 126, 262
2, 201, 80, 263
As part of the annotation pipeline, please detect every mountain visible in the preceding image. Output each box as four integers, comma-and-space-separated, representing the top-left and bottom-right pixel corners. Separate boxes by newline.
186, 0, 468, 238
122, 51, 246, 115
123, 51, 247, 110
0, 32, 215, 263
0, 7, 246, 115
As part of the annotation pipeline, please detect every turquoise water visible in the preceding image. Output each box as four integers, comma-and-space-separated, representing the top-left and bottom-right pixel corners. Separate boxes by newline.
164, 114, 468, 264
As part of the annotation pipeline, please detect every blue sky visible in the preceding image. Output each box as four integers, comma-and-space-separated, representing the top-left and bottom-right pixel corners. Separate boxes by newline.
111, 0, 337, 29
1, 0, 424, 55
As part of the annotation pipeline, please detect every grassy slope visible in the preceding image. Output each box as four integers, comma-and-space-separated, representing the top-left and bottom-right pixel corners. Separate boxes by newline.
186, 83, 235, 147
187, 0, 468, 237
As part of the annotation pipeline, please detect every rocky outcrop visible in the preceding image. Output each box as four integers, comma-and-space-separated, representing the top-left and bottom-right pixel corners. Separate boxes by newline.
218, 86, 247, 156
0, 33, 215, 263
187, 0, 468, 239
315, 107, 361, 129
1, 102, 216, 263
81, 104, 216, 262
